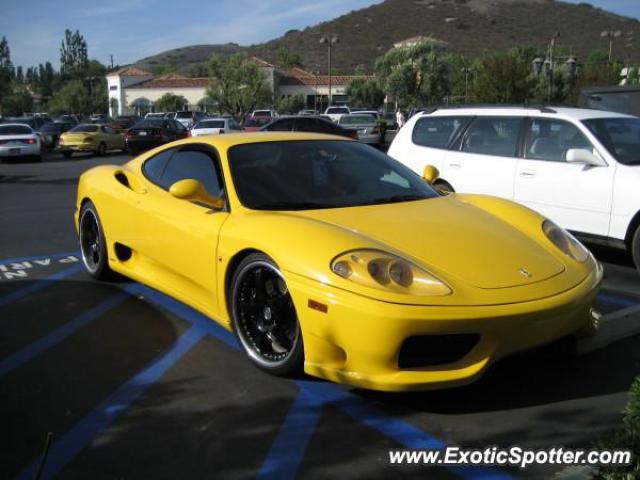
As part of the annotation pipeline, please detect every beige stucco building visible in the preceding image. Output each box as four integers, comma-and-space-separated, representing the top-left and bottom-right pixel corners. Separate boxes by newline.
107, 58, 365, 116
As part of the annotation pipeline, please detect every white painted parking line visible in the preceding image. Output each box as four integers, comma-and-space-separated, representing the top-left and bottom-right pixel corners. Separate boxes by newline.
577, 304, 640, 355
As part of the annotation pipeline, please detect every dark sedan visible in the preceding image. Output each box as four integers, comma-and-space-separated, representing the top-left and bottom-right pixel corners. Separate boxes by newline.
125, 119, 189, 154
260, 116, 357, 139
37, 122, 75, 148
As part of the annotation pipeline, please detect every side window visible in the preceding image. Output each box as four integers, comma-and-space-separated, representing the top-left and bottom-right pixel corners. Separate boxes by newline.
268, 119, 294, 132
103, 126, 116, 134
295, 118, 314, 132
525, 118, 593, 162
229, 119, 240, 130
142, 148, 175, 183
462, 117, 523, 158
158, 148, 223, 198
174, 120, 186, 132
412, 116, 468, 149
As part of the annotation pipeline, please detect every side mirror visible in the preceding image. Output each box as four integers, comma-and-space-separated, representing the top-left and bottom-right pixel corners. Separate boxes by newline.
422, 165, 440, 184
565, 148, 606, 167
169, 179, 224, 209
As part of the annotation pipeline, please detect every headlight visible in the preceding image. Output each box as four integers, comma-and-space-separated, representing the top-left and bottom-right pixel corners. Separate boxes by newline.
542, 220, 590, 263
331, 249, 451, 296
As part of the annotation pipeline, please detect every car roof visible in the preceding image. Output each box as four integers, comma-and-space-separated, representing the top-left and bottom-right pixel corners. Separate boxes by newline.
421, 105, 637, 120
0, 123, 33, 128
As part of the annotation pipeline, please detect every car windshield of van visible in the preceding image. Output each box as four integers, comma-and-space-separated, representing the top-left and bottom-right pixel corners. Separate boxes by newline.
583, 117, 640, 165
228, 140, 439, 210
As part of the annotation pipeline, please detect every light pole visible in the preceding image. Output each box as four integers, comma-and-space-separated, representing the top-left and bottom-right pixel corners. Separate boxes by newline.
320, 35, 339, 106
601, 30, 622, 62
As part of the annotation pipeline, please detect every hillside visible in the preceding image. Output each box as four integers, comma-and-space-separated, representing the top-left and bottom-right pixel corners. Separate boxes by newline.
135, 0, 640, 74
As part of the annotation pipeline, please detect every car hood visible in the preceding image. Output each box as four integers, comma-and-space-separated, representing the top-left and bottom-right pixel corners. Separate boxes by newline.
291, 196, 565, 289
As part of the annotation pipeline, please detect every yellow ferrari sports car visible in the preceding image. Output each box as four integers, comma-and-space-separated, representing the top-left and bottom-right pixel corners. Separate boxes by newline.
60, 123, 125, 159
75, 132, 602, 391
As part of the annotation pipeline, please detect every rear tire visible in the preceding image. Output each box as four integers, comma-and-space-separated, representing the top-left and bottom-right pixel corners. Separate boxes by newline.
79, 201, 112, 280
230, 253, 304, 376
632, 226, 640, 272
97, 142, 107, 156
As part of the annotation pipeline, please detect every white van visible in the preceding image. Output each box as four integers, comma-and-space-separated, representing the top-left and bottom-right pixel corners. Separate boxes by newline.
388, 106, 640, 270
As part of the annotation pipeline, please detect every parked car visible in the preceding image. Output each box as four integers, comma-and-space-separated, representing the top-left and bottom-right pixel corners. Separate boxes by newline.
175, 111, 197, 129
298, 109, 319, 115
338, 114, 382, 145
260, 115, 358, 139
75, 132, 602, 391
0, 123, 42, 162
324, 105, 351, 123
243, 116, 272, 132
388, 105, 640, 270
190, 118, 242, 137
5, 116, 51, 130
37, 121, 75, 148
383, 112, 399, 130
89, 113, 109, 123
163, 112, 176, 119
145, 112, 166, 119
125, 118, 188, 154
578, 85, 640, 117
251, 109, 277, 119
59, 123, 125, 158
111, 115, 139, 132
57, 114, 80, 125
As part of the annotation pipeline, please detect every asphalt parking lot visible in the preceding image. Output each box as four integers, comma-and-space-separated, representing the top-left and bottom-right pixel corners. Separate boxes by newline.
2, 150, 640, 479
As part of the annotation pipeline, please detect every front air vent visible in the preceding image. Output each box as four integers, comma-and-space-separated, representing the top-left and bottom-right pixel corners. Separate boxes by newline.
114, 171, 130, 188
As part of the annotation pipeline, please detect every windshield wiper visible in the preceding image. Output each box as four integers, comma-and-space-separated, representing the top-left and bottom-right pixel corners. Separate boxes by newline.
252, 201, 338, 211
358, 194, 428, 206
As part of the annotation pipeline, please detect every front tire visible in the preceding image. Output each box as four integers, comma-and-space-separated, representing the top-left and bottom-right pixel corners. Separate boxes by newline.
230, 253, 304, 376
632, 226, 640, 272
79, 201, 112, 280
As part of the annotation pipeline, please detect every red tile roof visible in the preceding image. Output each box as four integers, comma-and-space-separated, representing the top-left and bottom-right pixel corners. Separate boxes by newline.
108, 66, 153, 77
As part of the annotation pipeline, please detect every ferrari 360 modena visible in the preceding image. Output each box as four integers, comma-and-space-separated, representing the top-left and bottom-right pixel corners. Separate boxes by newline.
75, 132, 602, 391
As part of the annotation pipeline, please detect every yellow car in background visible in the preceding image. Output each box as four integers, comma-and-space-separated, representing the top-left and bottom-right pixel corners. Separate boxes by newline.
74, 132, 602, 391
59, 123, 125, 159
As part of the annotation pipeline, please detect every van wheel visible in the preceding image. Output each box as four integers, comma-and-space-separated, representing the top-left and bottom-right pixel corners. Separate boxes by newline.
632, 227, 640, 272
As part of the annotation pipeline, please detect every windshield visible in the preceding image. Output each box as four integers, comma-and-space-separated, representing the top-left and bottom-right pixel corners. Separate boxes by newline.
176, 112, 193, 118
0, 125, 33, 135
253, 111, 272, 117
196, 120, 225, 129
70, 124, 98, 133
228, 140, 439, 210
326, 107, 349, 114
339, 115, 376, 126
583, 117, 640, 165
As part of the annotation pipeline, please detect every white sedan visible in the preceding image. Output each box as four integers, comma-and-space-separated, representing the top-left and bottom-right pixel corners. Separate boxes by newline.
189, 118, 242, 137
0, 123, 42, 162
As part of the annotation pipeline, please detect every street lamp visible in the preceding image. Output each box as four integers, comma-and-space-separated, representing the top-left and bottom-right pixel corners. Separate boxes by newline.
601, 30, 622, 62
319, 35, 339, 106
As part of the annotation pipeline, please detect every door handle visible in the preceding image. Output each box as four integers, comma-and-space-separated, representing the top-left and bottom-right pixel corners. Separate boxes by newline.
519, 171, 536, 178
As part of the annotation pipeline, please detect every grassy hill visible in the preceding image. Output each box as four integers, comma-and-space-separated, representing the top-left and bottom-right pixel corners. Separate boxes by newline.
135, 0, 640, 74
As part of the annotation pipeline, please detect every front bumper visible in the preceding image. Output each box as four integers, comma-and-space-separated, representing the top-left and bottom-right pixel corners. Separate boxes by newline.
0, 144, 41, 157
287, 268, 602, 392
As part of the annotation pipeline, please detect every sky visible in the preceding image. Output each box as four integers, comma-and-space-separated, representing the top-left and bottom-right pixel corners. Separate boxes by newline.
0, 0, 638, 69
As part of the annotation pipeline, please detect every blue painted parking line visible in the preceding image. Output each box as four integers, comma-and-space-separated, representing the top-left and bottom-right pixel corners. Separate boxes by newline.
16, 325, 205, 480
597, 293, 639, 309
0, 263, 84, 309
257, 390, 325, 480
0, 291, 128, 377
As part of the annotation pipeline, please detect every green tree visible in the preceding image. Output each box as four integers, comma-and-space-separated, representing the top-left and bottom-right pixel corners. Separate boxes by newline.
468, 51, 535, 104
346, 77, 385, 107
60, 29, 88, 79
276, 94, 305, 114
1, 84, 33, 116
205, 53, 272, 119
47, 79, 91, 114
154, 93, 188, 112
276, 46, 302, 69
375, 41, 450, 108
0, 37, 13, 112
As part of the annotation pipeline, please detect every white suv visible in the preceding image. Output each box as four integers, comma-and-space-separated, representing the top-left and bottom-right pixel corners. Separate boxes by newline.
388, 106, 640, 270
